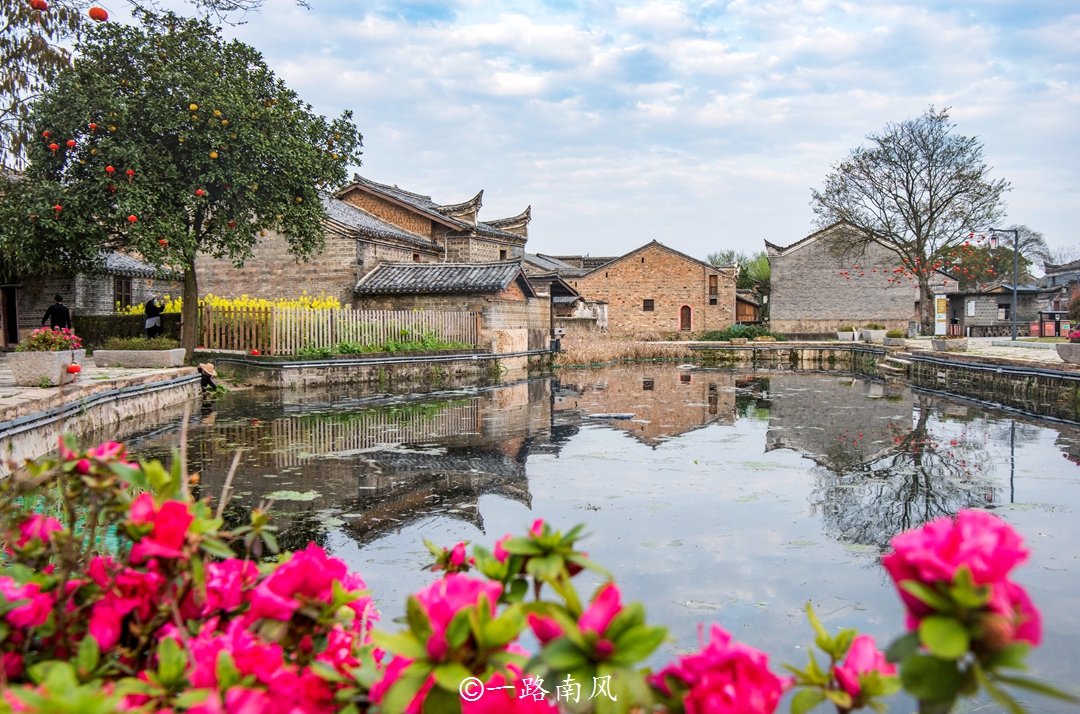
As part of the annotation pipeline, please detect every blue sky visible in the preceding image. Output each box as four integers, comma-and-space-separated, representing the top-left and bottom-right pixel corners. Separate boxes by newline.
223, 0, 1079, 259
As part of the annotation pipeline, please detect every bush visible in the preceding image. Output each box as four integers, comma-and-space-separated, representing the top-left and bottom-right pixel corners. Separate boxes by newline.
699, 324, 784, 342
1070, 294, 1080, 327
73, 313, 181, 349
14, 327, 82, 352
885, 330, 904, 338
865, 323, 886, 330
838, 326, 856, 332
101, 336, 181, 350
0, 435, 1068, 714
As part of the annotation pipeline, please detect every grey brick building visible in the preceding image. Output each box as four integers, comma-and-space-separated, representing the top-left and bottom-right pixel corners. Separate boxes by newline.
766, 223, 917, 338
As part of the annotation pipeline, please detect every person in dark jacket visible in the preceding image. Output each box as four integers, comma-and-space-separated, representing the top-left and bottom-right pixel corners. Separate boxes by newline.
144, 294, 164, 338
41, 294, 71, 330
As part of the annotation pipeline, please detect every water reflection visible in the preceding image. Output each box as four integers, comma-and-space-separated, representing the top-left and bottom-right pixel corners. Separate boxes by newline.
118, 364, 1080, 706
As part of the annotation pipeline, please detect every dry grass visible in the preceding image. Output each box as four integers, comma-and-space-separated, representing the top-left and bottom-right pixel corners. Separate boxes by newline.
554, 337, 694, 367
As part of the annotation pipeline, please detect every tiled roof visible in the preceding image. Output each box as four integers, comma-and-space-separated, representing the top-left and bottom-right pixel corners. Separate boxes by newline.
524, 253, 576, 272
581, 241, 731, 277
322, 195, 442, 251
1045, 259, 1080, 275
552, 295, 581, 304
474, 221, 527, 242
355, 261, 535, 295
104, 252, 176, 279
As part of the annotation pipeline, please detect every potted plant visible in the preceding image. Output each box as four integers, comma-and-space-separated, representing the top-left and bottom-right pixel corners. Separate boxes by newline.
861, 323, 888, 343
883, 330, 906, 347
931, 335, 968, 352
836, 326, 855, 341
1056, 329, 1080, 365
8, 327, 82, 386
92, 336, 187, 368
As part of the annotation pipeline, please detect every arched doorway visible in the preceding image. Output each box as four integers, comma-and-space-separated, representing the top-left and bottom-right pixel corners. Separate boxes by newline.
679, 305, 692, 331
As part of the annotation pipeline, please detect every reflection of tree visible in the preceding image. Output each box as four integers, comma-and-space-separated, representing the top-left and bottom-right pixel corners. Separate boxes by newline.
811, 399, 998, 551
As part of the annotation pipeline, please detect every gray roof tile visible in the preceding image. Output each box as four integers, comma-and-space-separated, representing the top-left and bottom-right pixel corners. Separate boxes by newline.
322, 195, 441, 251
104, 252, 177, 279
355, 261, 534, 295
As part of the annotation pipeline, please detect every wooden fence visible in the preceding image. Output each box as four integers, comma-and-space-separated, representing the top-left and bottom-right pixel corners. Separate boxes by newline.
200, 305, 481, 355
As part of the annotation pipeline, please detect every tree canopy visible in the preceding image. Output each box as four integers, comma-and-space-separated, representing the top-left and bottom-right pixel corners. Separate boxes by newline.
707, 249, 769, 290
810, 107, 1010, 330
10, 11, 362, 354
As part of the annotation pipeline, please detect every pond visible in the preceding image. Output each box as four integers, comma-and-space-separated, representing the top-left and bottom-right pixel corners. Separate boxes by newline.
117, 364, 1080, 709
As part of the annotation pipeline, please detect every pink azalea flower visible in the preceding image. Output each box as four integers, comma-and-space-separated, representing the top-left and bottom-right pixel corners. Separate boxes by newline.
528, 613, 564, 644
188, 687, 275, 714
75, 458, 92, 474
15, 514, 63, 548
87, 557, 164, 648
528, 519, 546, 537
493, 535, 511, 563
578, 583, 621, 636
833, 635, 895, 697
414, 573, 503, 661
651, 625, 791, 714
2, 652, 23, 680
186, 620, 285, 689
315, 626, 363, 676
128, 494, 195, 564
87, 441, 126, 461
58, 436, 78, 461
987, 579, 1042, 646
449, 542, 467, 568
0, 576, 54, 629
196, 559, 260, 617
248, 543, 348, 622
369, 656, 432, 714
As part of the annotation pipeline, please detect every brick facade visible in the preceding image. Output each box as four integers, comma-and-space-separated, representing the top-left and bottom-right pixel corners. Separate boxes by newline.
571, 242, 736, 337
340, 191, 435, 237
767, 225, 916, 337
197, 231, 363, 307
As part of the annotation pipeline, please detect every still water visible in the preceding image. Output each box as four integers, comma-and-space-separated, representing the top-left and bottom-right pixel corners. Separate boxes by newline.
118, 365, 1080, 708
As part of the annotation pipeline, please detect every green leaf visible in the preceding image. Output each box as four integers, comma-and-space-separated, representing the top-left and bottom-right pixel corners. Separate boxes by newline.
156, 636, 187, 686
199, 537, 236, 559
526, 553, 563, 582
173, 689, 212, 708
507, 578, 529, 603
885, 631, 920, 664
790, 686, 820, 712
369, 630, 428, 660
604, 602, 645, 642
918, 616, 970, 660
566, 553, 613, 579
482, 608, 524, 650
609, 625, 667, 666
984, 642, 1030, 671
542, 638, 590, 670
994, 673, 1080, 703
823, 689, 853, 709
432, 663, 472, 692
831, 629, 857, 660
382, 663, 433, 714
75, 635, 100, 676
805, 602, 829, 642
445, 609, 472, 649
422, 681, 462, 714
974, 666, 1025, 714
216, 650, 241, 690
407, 595, 434, 643
900, 581, 954, 612
500, 537, 544, 555
901, 654, 964, 702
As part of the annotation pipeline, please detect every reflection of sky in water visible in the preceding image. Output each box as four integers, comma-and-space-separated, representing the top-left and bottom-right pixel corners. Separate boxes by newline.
120, 365, 1080, 709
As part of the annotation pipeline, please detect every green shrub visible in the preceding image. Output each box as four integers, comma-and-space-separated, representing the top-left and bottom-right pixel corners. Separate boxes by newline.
885, 330, 904, 338
699, 324, 784, 342
1069, 294, 1080, 327
865, 323, 886, 330
101, 336, 181, 350
297, 345, 334, 359
15, 327, 82, 352
73, 314, 181, 349
838, 326, 855, 332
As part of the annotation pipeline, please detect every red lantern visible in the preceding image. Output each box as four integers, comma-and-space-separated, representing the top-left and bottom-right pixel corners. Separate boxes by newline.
105, 165, 115, 174
48, 142, 58, 153
66, 139, 75, 148
127, 215, 137, 223
41, 130, 51, 138
67, 364, 81, 374
88, 122, 97, 131
87, 6, 107, 21
29, 0, 47, 10
227, 221, 235, 228
126, 169, 134, 183
195, 189, 204, 196
53, 204, 62, 218
109, 185, 115, 192
251, 349, 260, 356
159, 239, 168, 245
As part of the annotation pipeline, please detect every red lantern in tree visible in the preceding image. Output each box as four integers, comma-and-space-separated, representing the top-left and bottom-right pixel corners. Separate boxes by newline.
88, 122, 97, 131
48, 142, 58, 153
227, 221, 235, 228
127, 215, 137, 223
109, 185, 115, 192
195, 189, 205, 196
126, 169, 134, 183
41, 130, 51, 138
105, 165, 115, 174
87, 6, 107, 21
66, 139, 75, 148
53, 204, 62, 218
29, 0, 48, 10
159, 239, 168, 245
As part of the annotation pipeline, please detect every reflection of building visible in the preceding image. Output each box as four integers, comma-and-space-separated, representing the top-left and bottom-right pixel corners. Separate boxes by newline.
554, 364, 737, 446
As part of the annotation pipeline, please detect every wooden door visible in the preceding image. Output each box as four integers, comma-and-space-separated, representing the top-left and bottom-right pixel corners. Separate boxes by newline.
1, 287, 19, 347
680, 305, 692, 331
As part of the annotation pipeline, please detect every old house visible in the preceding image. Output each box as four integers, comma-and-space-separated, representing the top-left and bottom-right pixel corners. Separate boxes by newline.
943, 282, 1039, 337
1040, 259, 1080, 311
766, 223, 917, 338
736, 290, 761, 324
198, 175, 532, 305
353, 261, 550, 358
568, 241, 736, 337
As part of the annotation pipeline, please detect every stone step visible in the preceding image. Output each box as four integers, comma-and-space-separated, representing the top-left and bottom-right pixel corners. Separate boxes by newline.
885, 356, 913, 367
877, 364, 907, 375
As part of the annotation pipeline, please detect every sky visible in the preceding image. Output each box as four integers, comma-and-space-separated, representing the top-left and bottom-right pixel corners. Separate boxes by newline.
216, 0, 1079, 261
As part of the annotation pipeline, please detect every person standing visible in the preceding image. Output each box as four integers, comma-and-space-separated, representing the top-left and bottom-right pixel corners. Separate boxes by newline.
144, 294, 164, 338
41, 294, 71, 330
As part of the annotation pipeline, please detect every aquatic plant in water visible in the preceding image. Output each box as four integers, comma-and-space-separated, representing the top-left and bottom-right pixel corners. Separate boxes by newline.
0, 435, 1073, 714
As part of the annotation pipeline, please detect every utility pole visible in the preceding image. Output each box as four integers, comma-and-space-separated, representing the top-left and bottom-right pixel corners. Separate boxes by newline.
990, 228, 1021, 341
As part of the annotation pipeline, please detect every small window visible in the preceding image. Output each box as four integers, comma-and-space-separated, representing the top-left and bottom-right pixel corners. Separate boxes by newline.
114, 276, 132, 310
642, 379, 654, 391
709, 297, 718, 306
499, 249, 507, 260
605, 272, 608, 278
709, 275, 718, 295
643, 299, 654, 312
641, 257, 645, 263
412, 253, 421, 262
679, 374, 691, 384
997, 304, 1010, 321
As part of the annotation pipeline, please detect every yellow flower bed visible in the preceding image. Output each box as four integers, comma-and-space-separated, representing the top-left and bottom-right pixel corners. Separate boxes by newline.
116, 292, 341, 314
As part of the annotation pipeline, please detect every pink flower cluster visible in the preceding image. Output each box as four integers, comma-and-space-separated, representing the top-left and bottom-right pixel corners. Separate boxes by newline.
833, 635, 895, 698
651, 624, 792, 714
883, 509, 1041, 646
528, 582, 623, 658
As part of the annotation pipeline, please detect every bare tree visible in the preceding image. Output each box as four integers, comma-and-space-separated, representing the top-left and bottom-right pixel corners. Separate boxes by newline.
811, 107, 1010, 332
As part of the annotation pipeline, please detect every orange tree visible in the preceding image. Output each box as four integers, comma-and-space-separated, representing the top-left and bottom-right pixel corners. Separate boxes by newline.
10, 11, 362, 355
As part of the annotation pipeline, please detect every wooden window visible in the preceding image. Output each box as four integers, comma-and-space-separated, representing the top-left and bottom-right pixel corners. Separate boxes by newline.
643, 299, 654, 312
114, 276, 132, 310
998, 303, 1010, 321
412, 253, 421, 262
710, 297, 718, 305
499, 249, 507, 260
709, 275, 718, 295
642, 378, 654, 391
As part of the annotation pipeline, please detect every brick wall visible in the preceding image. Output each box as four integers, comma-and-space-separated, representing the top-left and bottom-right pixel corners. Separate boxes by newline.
197, 231, 359, 307
73, 274, 180, 315
572, 244, 735, 336
340, 190, 434, 236
358, 242, 440, 276
769, 231, 916, 335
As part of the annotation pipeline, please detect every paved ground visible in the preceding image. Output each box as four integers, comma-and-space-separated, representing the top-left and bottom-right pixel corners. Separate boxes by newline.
903, 337, 1068, 365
